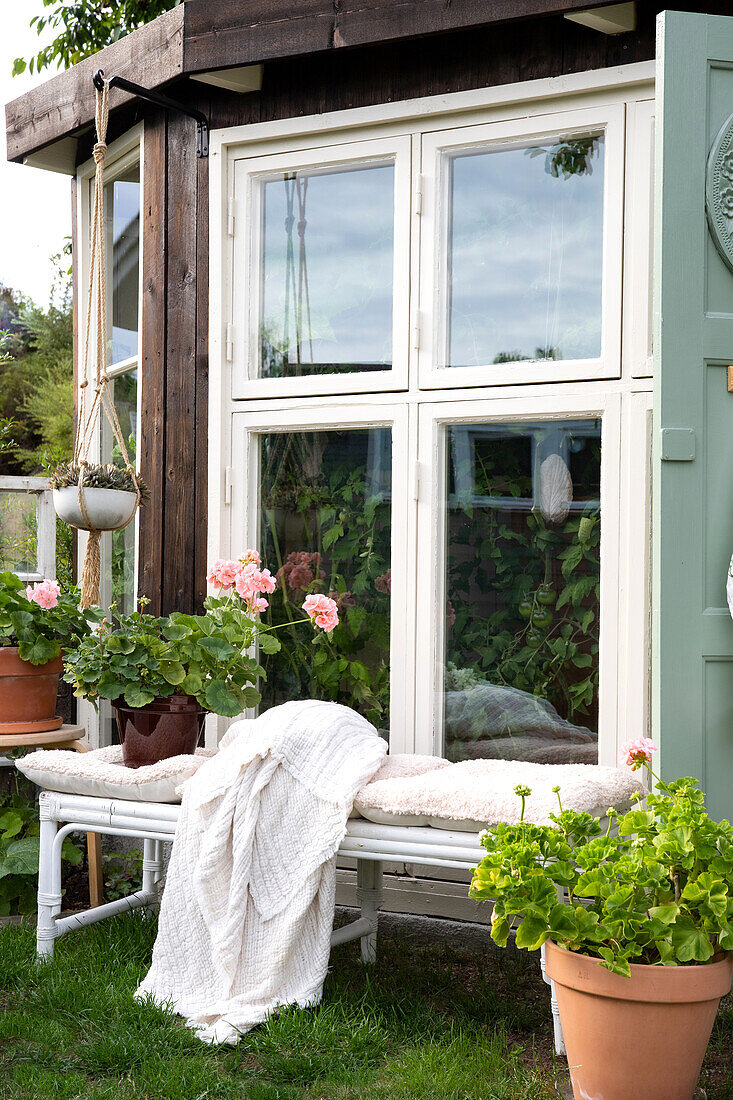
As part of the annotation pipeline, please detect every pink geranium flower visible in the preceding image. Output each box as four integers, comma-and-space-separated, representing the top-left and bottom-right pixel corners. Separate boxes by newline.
207, 559, 242, 590
25, 579, 60, 610
621, 737, 658, 770
239, 549, 262, 566
303, 593, 339, 633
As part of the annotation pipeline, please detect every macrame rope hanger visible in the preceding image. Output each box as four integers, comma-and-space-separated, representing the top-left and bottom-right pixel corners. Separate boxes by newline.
73, 79, 141, 609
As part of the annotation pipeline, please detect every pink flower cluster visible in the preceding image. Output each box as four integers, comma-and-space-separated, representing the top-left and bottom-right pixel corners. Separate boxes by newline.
374, 569, 391, 595
25, 579, 60, 610
207, 552, 277, 615
303, 594, 339, 633
621, 737, 658, 771
278, 551, 325, 593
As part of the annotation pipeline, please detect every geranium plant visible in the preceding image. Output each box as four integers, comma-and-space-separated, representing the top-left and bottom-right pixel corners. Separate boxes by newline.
0, 571, 94, 664
470, 740, 733, 975
64, 551, 340, 717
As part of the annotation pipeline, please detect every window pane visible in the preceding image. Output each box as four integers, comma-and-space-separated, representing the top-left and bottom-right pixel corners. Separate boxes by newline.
446, 134, 604, 367
101, 369, 138, 615
258, 428, 391, 730
442, 419, 601, 764
105, 164, 140, 366
258, 163, 394, 378
0, 492, 38, 575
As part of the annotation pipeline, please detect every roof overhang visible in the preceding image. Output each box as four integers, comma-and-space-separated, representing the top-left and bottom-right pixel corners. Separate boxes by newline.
5, 0, 632, 173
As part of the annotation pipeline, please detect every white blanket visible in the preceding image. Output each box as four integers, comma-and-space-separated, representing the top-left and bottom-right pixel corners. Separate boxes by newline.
135, 700, 387, 1044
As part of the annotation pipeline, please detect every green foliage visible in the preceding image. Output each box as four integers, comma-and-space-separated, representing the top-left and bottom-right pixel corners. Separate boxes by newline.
471, 769, 733, 976
64, 595, 271, 716
0, 570, 94, 664
0, 771, 81, 917
49, 460, 148, 497
14, 1, 178, 76
103, 847, 142, 902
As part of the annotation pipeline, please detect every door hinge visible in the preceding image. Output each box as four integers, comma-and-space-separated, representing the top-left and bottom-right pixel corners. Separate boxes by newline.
224, 466, 234, 505
413, 311, 422, 352
415, 174, 424, 216
227, 195, 236, 237
225, 322, 234, 362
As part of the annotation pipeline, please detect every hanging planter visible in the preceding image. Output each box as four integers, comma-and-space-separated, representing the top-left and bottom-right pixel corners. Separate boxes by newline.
50, 462, 146, 532
50, 80, 145, 609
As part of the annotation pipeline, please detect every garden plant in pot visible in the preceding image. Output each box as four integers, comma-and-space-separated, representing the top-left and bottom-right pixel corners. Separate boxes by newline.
64, 551, 340, 768
50, 462, 147, 532
469, 740, 733, 1100
0, 571, 94, 733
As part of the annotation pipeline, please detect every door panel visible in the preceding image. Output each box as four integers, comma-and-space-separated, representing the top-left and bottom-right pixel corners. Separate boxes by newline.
654, 11, 733, 817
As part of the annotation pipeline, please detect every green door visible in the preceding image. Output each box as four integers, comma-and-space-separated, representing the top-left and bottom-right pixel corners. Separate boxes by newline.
654, 10, 733, 819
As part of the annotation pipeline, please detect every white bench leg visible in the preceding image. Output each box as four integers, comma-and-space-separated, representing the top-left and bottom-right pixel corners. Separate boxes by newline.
356, 859, 382, 965
142, 838, 164, 903
540, 943, 566, 1055
37, 796, 62, 959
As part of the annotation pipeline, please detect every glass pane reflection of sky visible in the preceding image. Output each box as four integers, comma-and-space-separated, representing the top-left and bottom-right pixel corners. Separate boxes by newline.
448, 135, 604, 367
107, 169, 140, 366
260, 162, 394, 377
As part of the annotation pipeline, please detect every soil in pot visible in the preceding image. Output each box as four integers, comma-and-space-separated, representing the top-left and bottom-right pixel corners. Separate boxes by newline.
114, 695, 205, 768
0, 648, 63, 733
544, 938, 733, 1100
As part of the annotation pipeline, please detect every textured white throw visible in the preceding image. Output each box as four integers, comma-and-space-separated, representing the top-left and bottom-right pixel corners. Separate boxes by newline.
136, 700, 386, 1044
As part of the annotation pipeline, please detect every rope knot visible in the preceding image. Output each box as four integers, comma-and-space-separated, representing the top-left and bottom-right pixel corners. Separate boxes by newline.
93, 141, 107, 164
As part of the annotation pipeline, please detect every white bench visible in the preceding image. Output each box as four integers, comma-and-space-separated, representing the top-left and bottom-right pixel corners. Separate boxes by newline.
36, 789, 565, 1053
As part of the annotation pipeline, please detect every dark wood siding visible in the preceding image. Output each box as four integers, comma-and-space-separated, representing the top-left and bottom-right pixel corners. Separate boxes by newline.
81, 4, 686, 614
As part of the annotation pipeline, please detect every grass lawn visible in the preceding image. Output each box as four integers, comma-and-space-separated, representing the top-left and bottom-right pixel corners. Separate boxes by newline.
0, 913, 730, 1100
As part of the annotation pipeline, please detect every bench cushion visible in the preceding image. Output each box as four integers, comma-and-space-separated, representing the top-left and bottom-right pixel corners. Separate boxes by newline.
353, 758, 646, 831
16, 745, 215, 802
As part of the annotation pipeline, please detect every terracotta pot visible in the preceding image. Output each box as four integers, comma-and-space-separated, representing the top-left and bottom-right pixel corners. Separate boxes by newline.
545, 939, 733, 1100
0, 647, 63, 734
114, 695, 205, 769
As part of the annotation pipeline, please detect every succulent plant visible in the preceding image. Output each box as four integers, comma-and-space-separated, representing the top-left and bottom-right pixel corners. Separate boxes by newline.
49, 462, 149, 501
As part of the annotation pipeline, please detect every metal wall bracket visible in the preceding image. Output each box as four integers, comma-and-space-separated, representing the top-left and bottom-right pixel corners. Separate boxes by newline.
93, 69, 209, 157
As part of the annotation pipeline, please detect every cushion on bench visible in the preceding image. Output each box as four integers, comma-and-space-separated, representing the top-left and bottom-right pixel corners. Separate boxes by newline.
16, 745, 215, 802
353, 758, 646, 831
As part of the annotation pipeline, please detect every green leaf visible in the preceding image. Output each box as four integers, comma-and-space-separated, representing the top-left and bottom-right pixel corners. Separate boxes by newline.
197, 636, 236, 660
515, 915, 550, 951
204, 679, 242, 717
159, 662, 186, 686
181, 671, 203, 696
648, 903, 679, 926
670, 915, 715, 963
123, 685, 156, 709
61, 839, 83, 866
257, 632, 281, 655
0, 838, 40, 878
0, 812, 24, 840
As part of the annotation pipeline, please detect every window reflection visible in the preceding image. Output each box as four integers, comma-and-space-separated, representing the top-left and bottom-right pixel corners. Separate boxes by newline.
443, 420, 601, 764
258, 429, 391, 730
258, 162, 394, 377
105, 165, 140, 366
446, 134, 604, 367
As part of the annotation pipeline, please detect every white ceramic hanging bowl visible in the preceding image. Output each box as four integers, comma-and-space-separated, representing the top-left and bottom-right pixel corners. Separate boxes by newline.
53, 486, 137, 532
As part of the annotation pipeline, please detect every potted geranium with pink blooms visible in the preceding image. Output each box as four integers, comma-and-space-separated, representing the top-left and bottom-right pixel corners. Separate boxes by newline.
64, 552, 341, 767
470, 738, 733, 1100
0, 571, 95, 734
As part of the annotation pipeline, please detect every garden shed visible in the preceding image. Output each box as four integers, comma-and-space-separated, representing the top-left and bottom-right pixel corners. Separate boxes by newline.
6, 0, 733, 918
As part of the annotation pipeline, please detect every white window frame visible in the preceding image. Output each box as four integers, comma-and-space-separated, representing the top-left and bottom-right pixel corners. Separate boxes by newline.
76, 124, 143, 746
209, 62, 657, 768
230, 136, 412, 400
417, 104, 625, 389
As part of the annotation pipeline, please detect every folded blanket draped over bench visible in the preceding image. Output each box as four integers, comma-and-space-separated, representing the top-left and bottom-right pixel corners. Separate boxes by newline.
135, 700, 387, 1044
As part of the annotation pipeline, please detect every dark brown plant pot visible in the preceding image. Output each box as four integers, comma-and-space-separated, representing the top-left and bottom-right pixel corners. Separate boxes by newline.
0, 647, 63, 734
114, 694, 205, 769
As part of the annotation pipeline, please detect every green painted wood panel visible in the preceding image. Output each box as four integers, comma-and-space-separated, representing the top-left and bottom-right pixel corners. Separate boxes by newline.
654, 11, 733, 820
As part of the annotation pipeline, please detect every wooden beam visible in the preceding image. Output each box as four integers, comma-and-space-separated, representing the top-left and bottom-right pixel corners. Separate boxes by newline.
5, 6, 184, 165
182, 0, 625, 70
6, 0, 625, 166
